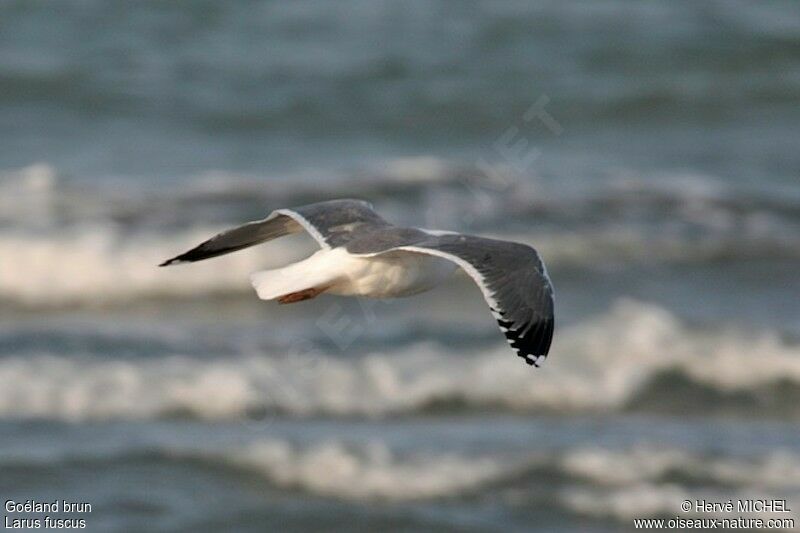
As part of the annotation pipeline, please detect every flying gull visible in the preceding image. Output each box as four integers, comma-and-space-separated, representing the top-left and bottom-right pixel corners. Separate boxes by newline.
160, 199, 554, 366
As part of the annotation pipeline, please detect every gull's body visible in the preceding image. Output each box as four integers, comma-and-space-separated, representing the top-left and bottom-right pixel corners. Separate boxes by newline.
251, 247, 459, 301
161, 199, 554, 366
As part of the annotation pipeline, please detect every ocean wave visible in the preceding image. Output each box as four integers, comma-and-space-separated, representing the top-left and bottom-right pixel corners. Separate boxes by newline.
4, 438, 799, 507
561, 446, 800, 490
217, 440, 507, 501
554, 446, 800, 521
3, 223, 799, 308
6, 162, 800, 228
0, 224, 314, 306
3, 164, 800, 306
1, 301, 799, 421
220, 442, 800, 504
0, 160, 469, 228
0, 438, 510, 502
560, 484, 799, 522
225, 441, 800, 509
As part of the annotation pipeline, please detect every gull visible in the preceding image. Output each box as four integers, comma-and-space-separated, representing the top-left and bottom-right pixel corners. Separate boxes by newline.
160, 199, 554, 366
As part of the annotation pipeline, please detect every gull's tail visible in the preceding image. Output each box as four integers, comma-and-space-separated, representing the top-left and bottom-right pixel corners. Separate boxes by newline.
249, 249, 343, 302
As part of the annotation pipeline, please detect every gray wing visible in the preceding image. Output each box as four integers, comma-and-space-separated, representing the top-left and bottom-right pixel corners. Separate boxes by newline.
378, 234, 554, 367
285, 198, 392, 248
159, 198, 389, 266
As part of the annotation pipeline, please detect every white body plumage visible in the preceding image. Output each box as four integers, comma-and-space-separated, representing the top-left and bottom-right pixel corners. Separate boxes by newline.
250, 247, 458, 300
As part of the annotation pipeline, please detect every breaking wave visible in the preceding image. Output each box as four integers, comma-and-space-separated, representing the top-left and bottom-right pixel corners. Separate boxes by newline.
2, 162, 800, 307
5, 439, 800, 509
1, 300, 799, 421
211, 441, 800, 504
559, 445, 800, 521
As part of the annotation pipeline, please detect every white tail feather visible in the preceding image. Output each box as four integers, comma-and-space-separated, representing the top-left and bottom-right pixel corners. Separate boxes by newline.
249, 249, 344, 301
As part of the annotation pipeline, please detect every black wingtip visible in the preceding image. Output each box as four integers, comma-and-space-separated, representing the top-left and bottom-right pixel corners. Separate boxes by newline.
519, 354, 541, 367
498, 316, 553, 369
158, 257, 182, 267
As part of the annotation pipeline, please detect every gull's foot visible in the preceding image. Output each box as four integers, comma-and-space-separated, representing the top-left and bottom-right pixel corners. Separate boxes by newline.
277, 287, 327, 304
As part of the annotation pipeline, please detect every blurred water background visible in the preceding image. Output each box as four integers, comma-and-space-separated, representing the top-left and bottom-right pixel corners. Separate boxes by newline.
1, 1, 800, 531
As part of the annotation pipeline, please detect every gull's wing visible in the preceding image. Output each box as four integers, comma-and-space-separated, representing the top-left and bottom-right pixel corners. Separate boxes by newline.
353, 233, 555, 366
159, 198, 389, 266
283, 198, 391, 248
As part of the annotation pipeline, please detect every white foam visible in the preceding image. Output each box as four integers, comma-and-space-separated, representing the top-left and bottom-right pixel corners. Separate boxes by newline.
0, 300, 799, 421
561, 445, 800, 520
561, 483, 691, 520
4, 222, 797, 307
561, 483, 799, 521
0, 226, 314, 306
194, 442, 800, 504
370, 156, 456, 184
220, 439, 506, 501
562, 445, 800, 489
2, 160, 800, 307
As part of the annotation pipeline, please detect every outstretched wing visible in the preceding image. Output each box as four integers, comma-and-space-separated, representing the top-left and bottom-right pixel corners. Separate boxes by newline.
282, 198, 391, 248
364, 233, 554, 367
159, 198, 389, 266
